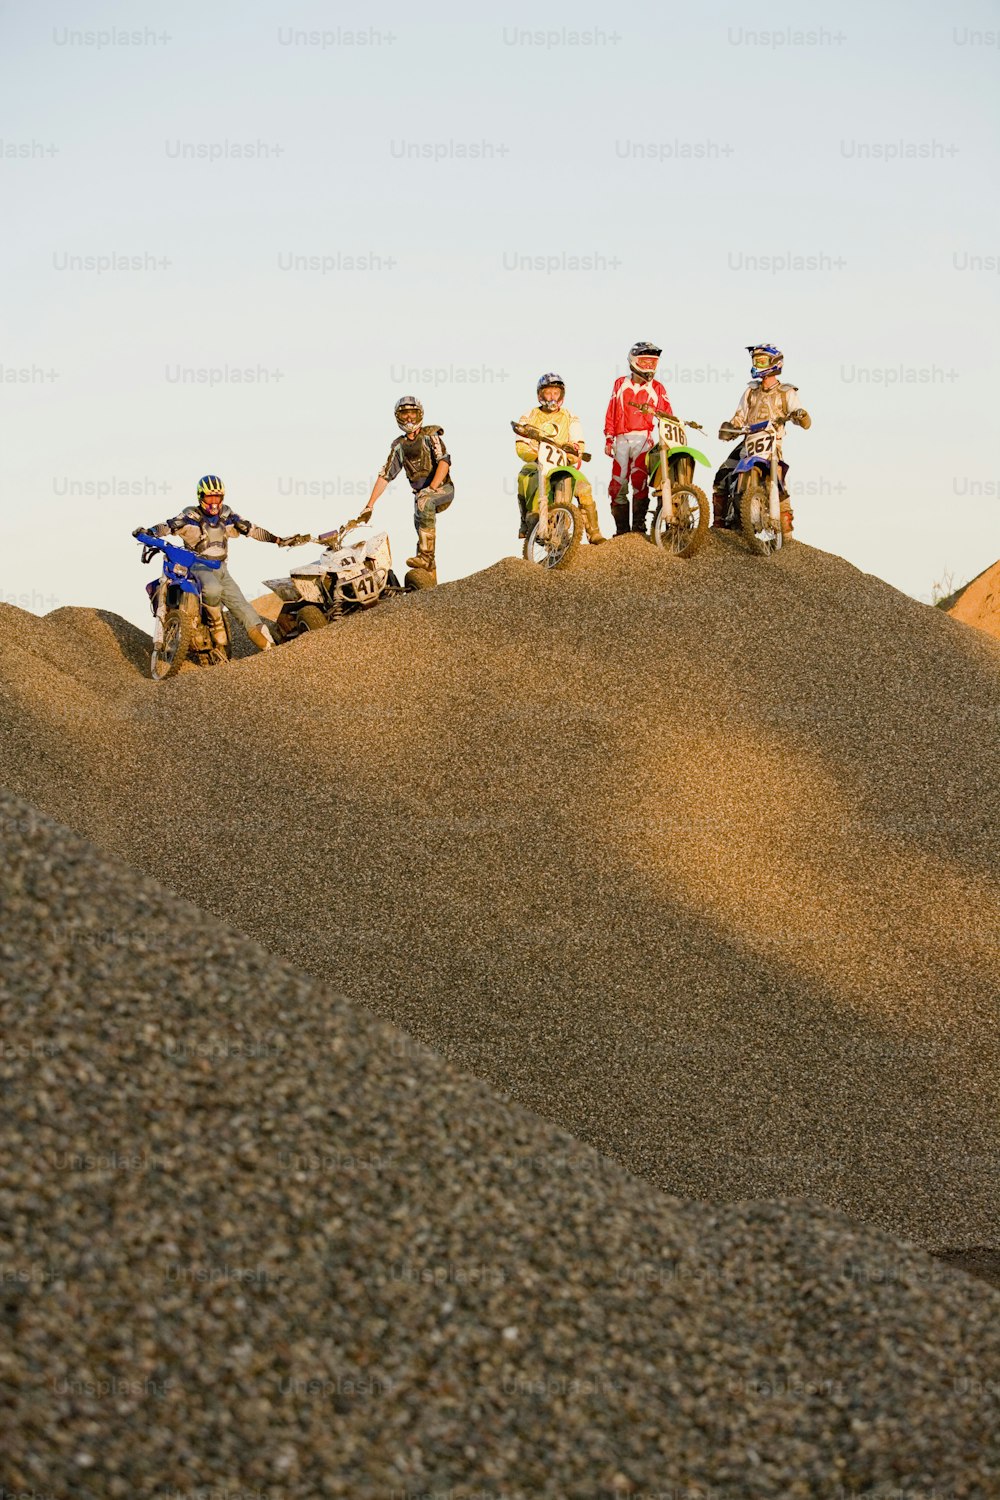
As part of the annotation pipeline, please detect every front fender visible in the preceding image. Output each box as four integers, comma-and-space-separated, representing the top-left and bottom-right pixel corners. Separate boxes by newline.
733, 455, 769, 476
669, 444, 710, 468
647, 446, 710, 476
734, 456, 790, 495
518, 463, 583, 506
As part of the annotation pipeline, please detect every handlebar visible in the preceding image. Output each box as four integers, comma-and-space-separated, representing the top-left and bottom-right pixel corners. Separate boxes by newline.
632, 404, 704, 432
510, 421, 590, 464
133, 532, 222, 570
316, 515, 371, 545
721, 413, 793, 441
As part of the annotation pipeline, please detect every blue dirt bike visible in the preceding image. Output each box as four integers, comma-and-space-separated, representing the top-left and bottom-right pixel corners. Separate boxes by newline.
135, 533, 225, 682
719, 413, 795, 556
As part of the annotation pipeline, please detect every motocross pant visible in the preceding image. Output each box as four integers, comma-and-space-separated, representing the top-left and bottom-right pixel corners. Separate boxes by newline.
192, 561, 263, 633
712, 444, 742, 526
414, 481, 454, 535
609, 430, 654, 532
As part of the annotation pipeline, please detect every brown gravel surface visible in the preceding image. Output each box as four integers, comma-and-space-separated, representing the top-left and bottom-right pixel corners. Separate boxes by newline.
2, 792, 999, 1499
1, 534, 998, 1255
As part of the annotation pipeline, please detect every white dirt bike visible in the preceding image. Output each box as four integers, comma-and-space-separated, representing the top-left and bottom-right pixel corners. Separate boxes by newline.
511, 421, 591, 569
263, 516, 402, 639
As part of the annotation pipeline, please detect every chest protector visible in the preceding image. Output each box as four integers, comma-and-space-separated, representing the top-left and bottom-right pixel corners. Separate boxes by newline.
747, 383, 798, 426
397, 426, 444, 485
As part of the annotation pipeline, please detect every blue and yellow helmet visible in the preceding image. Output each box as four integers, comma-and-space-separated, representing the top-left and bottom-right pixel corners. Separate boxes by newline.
197, 474, 225, 501
747, 345, 783, 381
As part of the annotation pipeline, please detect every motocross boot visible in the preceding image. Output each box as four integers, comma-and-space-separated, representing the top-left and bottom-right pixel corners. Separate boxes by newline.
610, 492, 630, 536
247, 622, 274, 652
631, 496, 649, 535
780, 503, 794, 540
712, 491, 728, 529
205, 605, 229, 653
406, 525, 436, 572
577, 494, 607, 545
517, 495, 528, 540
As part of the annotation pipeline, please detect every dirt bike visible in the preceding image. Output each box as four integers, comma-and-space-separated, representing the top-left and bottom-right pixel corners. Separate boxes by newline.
135, 532, 226, 682
720, 413, 796, 556
633, 406, 711, 558
263, 515, 402, 639
511, 421, 591, 569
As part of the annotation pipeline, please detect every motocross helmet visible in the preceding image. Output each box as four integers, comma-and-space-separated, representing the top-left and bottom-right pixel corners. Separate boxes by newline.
628, 341, 662, 382
537, 372, 565, 412
747, 344, 783, 381
196, 474, 225, 515
394, 396, 423, 434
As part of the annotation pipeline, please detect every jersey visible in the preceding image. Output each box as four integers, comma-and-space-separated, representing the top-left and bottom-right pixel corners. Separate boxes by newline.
604, 377, 673, 439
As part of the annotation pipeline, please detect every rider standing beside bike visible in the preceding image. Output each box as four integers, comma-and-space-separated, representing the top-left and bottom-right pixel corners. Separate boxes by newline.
514, 373, 606, 545
713, 345, 811, 537
132, 475, 303, 652
604, 341, 674, 537
364, 397, 453, 580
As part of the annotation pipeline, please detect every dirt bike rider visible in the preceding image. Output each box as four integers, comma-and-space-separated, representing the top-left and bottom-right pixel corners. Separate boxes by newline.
514, 373, 606, 544
132, 476, 306, 652
713, 345, 812, 537
604, 341, 674, 537
364, 397, 453, 578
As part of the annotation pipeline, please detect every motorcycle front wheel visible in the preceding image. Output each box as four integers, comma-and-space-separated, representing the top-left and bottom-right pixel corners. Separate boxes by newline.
740, 470, 781, 557
150, 599, 194, 682
523, 482, 581, 570
650, 484, 709, 558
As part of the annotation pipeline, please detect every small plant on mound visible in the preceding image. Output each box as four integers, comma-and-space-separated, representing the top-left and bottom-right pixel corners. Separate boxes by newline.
931, 567, 959, 609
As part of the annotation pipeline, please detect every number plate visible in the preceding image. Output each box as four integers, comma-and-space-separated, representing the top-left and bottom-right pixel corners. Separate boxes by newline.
743, 428, 774, 460
538, 439, 569, 468
657, 416, 685, 447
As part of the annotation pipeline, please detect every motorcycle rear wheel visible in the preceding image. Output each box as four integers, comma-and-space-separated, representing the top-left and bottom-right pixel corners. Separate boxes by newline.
150, 601, 194, 682
650, 484, 709, 558
740, 470, 781, 556
523, 484, 580, 570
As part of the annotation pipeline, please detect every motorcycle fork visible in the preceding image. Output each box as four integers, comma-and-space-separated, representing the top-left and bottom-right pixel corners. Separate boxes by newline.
769, 440, 782, 525
660, 443, 674, 523
537, 462, 550, 539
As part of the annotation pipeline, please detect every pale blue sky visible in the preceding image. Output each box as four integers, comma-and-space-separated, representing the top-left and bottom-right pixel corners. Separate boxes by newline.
2, 0, 998, 624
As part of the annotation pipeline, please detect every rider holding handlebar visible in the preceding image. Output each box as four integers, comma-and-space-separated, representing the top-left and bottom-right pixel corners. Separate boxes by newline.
514, 373, 606, 545
713, 345, 811, 537
132, 475, 305, 653
604, 341, 674, 537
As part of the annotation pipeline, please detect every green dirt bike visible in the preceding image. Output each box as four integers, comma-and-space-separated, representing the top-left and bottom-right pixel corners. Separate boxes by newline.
511, 421, 592, 569
635, 406, 712, 558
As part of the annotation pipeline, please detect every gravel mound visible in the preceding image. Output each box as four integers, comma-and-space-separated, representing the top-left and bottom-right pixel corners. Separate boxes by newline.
1, 535, 998, 1251
946, 558, 1000, 640
2, 792, 998, 1499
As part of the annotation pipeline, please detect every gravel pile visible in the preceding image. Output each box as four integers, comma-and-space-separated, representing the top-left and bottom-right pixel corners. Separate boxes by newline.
2, 792, 998, 1499
946, 558, 1000, 641
0, 534, 998, 1255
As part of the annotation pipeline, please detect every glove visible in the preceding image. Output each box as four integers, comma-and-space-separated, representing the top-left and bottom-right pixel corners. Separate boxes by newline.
790, 408, 811, 429
604, 439, 614, 457
278, 533, 308, 548
358, 508, 373, 523
131, 527, 147, 540
719, 424, 740, 442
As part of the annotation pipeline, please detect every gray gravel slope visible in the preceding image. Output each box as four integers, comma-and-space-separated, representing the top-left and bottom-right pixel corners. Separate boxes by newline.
1, 792, 998, 1499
